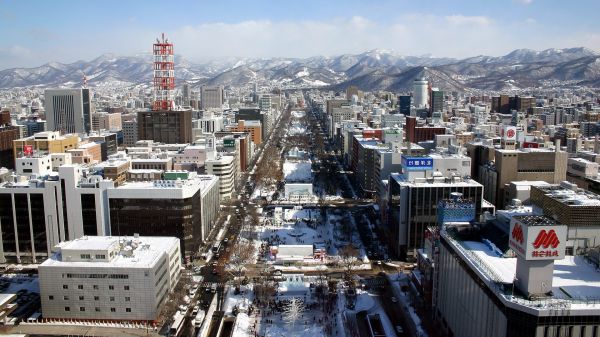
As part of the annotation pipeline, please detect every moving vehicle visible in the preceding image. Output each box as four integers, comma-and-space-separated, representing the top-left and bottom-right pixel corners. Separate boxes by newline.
212, 241, 222, 257
194, 310, 206, 328
169, 311, 185, 336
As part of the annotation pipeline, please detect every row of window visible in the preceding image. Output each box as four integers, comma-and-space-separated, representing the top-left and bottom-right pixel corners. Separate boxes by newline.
51, 295, 131, 302
64, 306, 131, 313
64, 273, 129, 279
79, 254, 106, 259
62, 284, 130, 290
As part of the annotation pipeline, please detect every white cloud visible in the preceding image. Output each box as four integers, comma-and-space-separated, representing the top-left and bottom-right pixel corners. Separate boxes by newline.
2, 13, 599, 69
445, 15, 492, 26
514, 0, 533, 4
525, 18, 537, 24
162, 15, 506, 62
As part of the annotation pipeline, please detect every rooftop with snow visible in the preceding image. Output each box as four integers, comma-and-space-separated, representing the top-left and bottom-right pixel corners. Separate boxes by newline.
442, 228, 600, 315
42, 235, 179, 269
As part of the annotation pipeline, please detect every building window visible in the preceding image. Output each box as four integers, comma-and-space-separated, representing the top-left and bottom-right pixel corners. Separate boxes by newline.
64, 296, 69, 300
95, 254, 105, 259
95, 307, 100, 312
65, 306, 70, 312
110, 308, 116, 312
78, 285, 83, 290
80, 254, 91, 259
79, 296, 84, 300
124, 285, 130, 291
93, 285, 99, 290
63, 285, 68, 289
110, 296, 115, 302
94, 296, 99, 301
80, 307, 85, 312
126, 308, 131, 313
125, 297, 130, 302
109, 285, 114, 290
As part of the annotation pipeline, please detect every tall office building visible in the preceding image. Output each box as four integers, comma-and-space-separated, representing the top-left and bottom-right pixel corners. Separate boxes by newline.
0, 125, 19, 169
413, 78, 429, 109
259, 94, 272, 112
205, 155, 236, 200
386, 156, 483, 260
45, 89, 92, 135
137, 110, 192, 144
498, 94, 510, 114
430, 88, 444, 114
478, 146, 568, 208
182, 83, 191, 107
201, 85, 224, 110
398, 95, 411, 115
122, 119, 138, 146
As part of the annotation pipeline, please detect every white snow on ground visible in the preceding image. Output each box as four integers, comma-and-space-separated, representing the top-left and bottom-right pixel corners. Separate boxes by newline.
3, 275, 39, 294
295, 68, 310, 78
283, 208, 320, 221
283, 161, 312, 182
289, 125, 307, 136
291, 111, 306, 118
263, 323, 324, 337
224, 285, 254, 315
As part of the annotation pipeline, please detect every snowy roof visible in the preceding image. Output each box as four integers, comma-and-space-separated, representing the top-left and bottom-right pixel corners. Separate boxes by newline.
445, 232, 600, 313
42, 236, 178, 269
108, 174, 217, 199
535, 184, 600, 206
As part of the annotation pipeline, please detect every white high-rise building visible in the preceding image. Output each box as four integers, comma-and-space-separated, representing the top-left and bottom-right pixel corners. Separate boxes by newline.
201, 85, 224, 110
39, 235, 181, 322
45, 89, 92, 135
413, 78, 429, 109
205, 155, 235, 200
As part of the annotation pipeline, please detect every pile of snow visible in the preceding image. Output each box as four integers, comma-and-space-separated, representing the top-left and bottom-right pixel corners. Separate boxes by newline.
264, 322, 324, 337
284, 161, 312, 182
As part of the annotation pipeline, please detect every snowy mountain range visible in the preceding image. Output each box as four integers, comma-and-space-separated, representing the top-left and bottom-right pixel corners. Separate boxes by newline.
0, 47, 598, 92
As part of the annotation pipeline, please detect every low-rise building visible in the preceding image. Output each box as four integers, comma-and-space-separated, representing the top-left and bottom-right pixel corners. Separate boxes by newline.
39, 235, 181, 322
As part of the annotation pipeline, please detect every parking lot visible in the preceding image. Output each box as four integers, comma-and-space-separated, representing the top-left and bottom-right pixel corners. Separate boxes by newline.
0, 274, 41, 324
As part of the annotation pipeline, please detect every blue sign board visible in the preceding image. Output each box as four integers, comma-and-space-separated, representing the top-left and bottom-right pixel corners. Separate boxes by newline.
402, 156, 433, 171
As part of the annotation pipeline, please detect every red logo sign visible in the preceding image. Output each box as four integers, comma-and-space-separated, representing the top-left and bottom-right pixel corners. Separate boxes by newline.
511, 223, 524, 244
507, 129, 515, 138
533, 230, 559, 249
23, 145, 33, 156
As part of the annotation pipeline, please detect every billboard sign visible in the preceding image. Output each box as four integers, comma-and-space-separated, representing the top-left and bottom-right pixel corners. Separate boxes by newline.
522, 142, 539, 149
509, 218, 567, 260
402, 156, 433, 171
23, 145, 33, 156
501, 126, 517, 141
223, 139, 235, 148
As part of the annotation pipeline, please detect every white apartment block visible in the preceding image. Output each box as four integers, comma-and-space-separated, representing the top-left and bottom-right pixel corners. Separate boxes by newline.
39, 235, 181, 322
205, 154, 235, 200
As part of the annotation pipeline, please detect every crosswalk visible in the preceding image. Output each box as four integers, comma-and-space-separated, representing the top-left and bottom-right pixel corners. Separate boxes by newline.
198, 282, 227, 288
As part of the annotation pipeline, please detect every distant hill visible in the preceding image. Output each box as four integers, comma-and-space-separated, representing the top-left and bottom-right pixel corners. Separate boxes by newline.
0, 47, 598, 91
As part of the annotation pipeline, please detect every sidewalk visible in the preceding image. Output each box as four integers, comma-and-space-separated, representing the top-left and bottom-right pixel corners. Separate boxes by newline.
7, 324, 162, 336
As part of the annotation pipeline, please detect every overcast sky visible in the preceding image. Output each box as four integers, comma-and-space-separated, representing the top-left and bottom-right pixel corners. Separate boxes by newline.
0, 0, 599, 69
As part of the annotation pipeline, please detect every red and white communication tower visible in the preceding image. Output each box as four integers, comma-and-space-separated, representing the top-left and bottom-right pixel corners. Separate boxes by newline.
152, 33, 175, 111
